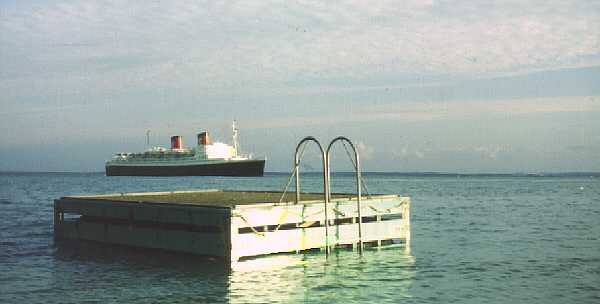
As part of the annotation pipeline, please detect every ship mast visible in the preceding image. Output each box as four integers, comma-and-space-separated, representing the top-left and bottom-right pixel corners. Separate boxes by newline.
232, 120, 239, 154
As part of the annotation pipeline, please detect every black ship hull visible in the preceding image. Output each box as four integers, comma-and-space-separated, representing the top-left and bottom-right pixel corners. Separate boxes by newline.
106, 160, 265, 177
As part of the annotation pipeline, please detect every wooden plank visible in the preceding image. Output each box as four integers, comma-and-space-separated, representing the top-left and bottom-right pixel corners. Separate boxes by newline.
230, 219, 409, 260
56, 198, 231, 226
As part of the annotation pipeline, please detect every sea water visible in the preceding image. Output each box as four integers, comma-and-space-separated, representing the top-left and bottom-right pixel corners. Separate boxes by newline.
0, 172, 598, 303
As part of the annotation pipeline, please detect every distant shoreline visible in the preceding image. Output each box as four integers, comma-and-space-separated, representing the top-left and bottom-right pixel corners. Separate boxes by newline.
1, 171, 599, 177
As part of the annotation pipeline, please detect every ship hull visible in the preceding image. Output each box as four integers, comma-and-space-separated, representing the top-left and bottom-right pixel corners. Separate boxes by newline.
105, 160, 265, 177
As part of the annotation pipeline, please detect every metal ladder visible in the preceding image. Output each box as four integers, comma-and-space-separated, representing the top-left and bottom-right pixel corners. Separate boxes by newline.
292, 136, 364, 255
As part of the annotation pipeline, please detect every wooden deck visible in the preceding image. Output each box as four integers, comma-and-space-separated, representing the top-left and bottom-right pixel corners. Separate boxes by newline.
78, 189, 353, 207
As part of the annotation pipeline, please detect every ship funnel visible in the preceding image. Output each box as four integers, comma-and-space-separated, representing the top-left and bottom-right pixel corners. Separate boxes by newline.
198, 131, 210, 145
171, 135, 183, 149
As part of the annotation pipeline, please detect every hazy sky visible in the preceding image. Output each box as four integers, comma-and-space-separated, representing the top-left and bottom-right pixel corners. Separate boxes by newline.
1, 0, 599, 172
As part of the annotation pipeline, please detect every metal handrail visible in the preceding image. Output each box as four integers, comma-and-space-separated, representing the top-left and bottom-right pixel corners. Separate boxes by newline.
293, 136, 331, 255
326, 137, 363, 253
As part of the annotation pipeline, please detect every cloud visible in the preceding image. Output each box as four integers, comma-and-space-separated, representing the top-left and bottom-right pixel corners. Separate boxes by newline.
474, 145, 511, 160
1, 0, 599, 171
1, 0, 599, 98
392, 148, 427, 160
392, 145, 512, 162
239, 95, 600, 130
355, 141, 374, 160
568, 144, 600, 153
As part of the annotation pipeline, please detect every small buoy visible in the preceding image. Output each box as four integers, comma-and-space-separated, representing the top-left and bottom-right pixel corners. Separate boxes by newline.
580, 186, 585, 190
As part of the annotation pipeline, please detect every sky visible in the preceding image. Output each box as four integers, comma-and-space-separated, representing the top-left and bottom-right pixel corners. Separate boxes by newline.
1, 0, 599, 172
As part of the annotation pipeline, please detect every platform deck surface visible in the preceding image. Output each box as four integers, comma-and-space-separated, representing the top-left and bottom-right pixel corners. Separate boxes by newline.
67, 190, 357, 208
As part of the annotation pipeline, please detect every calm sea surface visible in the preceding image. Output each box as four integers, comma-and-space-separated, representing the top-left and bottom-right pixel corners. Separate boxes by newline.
0, 172, 599, 303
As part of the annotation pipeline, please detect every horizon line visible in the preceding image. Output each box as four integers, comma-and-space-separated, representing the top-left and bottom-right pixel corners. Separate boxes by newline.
1, 170, 599, 176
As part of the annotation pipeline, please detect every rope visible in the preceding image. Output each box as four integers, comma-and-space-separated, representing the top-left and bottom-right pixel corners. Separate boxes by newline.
238, 204, 326, 235
271, 205, 327, 232
280, 206, 325, 220
238, 198, 408, 237
277, 167, 296, 205
271, 208, 290, 232
297, 221, 318, 228
340, 141, 372, 198
238, 214, 265, 237
277, 142, 308, 205
331, 207, 345, 217
367, 199, 409, 213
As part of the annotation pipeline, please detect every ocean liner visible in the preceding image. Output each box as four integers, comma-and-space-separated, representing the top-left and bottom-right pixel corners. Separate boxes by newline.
105, 122, 265, 176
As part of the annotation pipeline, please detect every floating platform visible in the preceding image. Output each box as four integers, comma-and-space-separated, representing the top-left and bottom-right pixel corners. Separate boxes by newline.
54, 189, 410, 262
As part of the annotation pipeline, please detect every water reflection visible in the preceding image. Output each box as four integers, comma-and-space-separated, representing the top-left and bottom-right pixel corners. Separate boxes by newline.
52, 243, 414, 303
229, 246, 414, 303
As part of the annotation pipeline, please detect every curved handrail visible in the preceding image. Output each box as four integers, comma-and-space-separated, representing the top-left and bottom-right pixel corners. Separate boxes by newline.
326, 136, 363, 253
294, 136, 331, 255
